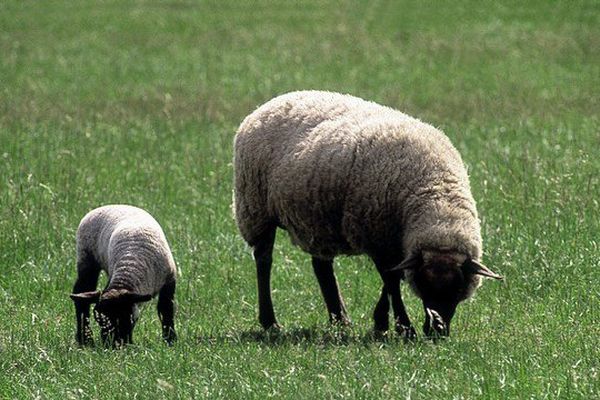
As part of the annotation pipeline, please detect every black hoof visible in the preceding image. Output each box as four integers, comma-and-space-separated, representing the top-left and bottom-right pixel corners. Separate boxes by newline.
76, 338, 94, 347
76, 328, 95, 347
369, 329, 390, 342
331, 314, 352, 326
163, 328, 177, 346
262, 322, 283, 331
373, 318, 389, 333
396, 324, 417, 341
373, 311, 389, 332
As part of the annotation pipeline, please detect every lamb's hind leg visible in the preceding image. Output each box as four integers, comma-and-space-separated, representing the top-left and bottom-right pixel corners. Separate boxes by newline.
253, 226, 279, 330
312, 257, 350, 325
72, 253, 101, 346
157, 280, 177, 345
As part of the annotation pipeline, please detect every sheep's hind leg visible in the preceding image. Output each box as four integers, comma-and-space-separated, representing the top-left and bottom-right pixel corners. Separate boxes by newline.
312, 257, 350, 325
157, 280, 177, 345
253, 226, 280, 330
72, 254, 101, 346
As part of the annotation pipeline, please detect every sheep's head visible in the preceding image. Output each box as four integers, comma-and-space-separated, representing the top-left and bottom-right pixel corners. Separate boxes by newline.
392, 249, 502, 337
70, 289, 152, 347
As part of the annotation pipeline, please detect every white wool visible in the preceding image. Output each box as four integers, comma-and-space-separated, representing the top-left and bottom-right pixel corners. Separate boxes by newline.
76, 205, 177, 295
234, 91, 482, 264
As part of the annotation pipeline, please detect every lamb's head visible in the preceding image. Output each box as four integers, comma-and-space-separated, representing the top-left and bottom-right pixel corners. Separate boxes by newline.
70, 289, 152, 346
393, 249, 502, 337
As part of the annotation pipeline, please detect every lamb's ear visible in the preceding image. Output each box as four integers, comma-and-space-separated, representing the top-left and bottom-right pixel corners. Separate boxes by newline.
463, 259, 503, 280
126, 293, 153, 303
101, 289, 152, 304
70, 290, 101, 304
388, 253, 421, 273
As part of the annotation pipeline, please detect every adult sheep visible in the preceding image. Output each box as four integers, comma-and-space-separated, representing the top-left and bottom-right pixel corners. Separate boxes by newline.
233, 90, 502, 338
70, 205, 177, 346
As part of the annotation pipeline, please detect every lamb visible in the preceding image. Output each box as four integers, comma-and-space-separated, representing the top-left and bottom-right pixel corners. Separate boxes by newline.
233, 90, 502, 338
69, 205, 177, 346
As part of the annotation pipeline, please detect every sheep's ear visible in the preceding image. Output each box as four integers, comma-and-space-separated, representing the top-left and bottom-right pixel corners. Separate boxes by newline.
388, 253, 421, 273
70, 290, 101, 304
463, 259, 503, 280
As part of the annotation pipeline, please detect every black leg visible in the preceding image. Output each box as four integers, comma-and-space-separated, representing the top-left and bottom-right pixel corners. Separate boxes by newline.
253, 227, 279, 330
373, 286, 389, 332
374, 260, 415, 339
312, 257, 350, 325
72, 255, 101, 346
157, 280, 177, 345
387, 275, 416, 339
124, 326, 133, 344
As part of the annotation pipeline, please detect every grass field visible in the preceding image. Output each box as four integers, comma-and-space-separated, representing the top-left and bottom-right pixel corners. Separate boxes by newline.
1, 0, 599, 398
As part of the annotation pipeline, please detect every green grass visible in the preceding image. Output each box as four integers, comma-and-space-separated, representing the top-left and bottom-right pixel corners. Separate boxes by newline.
1, 0, 599, 398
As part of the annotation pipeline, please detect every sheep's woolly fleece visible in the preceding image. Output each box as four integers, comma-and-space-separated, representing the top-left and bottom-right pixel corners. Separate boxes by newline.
76, 205, 177, 296
234, 90, 482, 263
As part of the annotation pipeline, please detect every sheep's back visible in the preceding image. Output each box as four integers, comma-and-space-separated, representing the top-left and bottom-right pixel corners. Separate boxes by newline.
234, 91, 478, 259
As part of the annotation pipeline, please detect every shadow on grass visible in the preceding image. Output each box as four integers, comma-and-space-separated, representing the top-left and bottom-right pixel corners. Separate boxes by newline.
194, 326, 430, 347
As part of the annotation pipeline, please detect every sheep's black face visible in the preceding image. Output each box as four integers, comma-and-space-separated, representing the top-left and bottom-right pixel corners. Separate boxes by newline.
411, 252, 475, 337
414, 267, 462, 336
396, 250, 503, 338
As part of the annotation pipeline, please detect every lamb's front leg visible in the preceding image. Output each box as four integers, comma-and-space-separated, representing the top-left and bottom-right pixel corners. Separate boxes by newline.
73, 299, 93, 345
157, 280, 177, 345
71, 261, 101, 346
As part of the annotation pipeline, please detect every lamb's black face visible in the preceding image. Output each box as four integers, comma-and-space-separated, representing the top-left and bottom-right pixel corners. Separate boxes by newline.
71, 288, 152, 347
93, 302, 139, 347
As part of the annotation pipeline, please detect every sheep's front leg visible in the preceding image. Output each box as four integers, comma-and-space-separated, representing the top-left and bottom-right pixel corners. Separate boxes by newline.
312, 257, 350, 325
72, 257, 101, 346
387, 277, 416, 340
157, 280, 177, 345
374, 260, 416, 339
253, 227, 280, 330
373, 286, 390, 332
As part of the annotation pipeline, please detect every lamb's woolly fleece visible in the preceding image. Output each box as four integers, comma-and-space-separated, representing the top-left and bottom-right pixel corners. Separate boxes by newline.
76, 205, 177, 296
234, 91, 482, 264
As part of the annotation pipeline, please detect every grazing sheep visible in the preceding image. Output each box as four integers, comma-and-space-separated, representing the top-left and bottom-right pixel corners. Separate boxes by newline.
70, 205, 177, 346
233, 90, 502, 337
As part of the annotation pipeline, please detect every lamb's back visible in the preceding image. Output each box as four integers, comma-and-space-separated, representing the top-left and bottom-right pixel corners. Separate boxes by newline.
77, 205, 176, 281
